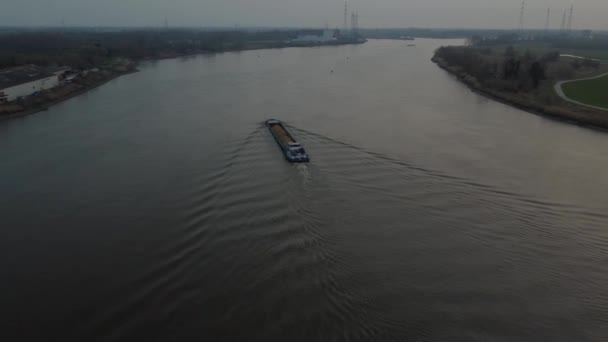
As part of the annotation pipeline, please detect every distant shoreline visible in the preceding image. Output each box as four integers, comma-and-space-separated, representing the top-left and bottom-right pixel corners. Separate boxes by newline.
432, 56, 608, 130
0, 40, 367, 121
149, 39, 368, 59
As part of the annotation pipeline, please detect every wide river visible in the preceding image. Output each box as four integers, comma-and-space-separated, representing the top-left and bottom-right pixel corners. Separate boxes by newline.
1, 39, 608, 341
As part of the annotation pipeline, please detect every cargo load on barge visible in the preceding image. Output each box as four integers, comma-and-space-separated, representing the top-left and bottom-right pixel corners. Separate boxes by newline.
265, 119, 310, 163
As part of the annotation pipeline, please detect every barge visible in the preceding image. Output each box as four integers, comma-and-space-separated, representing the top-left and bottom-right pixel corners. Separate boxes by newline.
266, 119, 310, 163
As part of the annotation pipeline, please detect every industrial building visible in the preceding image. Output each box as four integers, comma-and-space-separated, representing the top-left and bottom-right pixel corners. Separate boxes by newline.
290, 29, 337, 44
0, 65, 70, 103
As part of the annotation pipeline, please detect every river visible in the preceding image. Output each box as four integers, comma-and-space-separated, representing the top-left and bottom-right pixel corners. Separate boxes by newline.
1, 39, 608, 341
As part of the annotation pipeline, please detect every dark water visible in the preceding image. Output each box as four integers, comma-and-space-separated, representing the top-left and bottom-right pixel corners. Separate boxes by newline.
1, 39, 608, 341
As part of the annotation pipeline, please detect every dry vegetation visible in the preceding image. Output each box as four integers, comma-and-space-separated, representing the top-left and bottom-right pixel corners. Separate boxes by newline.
433, 44, 608, 128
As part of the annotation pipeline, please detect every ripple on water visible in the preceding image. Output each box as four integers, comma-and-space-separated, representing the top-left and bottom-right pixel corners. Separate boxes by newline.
85, 124, 608, 342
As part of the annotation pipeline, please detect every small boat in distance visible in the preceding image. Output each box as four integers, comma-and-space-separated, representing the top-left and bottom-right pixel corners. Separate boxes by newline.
266, 119, 310, 163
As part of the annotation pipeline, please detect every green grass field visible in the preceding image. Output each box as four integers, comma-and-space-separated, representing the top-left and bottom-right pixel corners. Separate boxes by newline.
562, 74, 608, 109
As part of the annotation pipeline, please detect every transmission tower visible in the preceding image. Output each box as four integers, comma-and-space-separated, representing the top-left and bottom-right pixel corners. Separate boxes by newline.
567, 5, 574, 32
517, 0, 525, 33
560, 9, 567, 32
544, 8, 551, 34
343, 1, 348, 33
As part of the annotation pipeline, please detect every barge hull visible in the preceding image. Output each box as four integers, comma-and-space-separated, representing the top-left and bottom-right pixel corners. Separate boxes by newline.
265, 119, 310, 163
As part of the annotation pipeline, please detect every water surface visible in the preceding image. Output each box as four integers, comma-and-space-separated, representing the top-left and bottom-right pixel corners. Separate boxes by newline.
1, 39, 608, 341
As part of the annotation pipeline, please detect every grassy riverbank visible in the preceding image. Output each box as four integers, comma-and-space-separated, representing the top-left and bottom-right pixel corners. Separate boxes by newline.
562, 74, 608, 110
432, 44, 608, 129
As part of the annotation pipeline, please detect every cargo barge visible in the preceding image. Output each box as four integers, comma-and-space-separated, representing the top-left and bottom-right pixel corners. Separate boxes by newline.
266, 119, 310, 163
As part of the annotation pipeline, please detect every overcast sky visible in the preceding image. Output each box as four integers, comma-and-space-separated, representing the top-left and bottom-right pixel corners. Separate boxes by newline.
2, 0, 606, 30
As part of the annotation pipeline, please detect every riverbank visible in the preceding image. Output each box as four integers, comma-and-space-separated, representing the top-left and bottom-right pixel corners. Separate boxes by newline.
0, 42, 286, 120
0, 37, 368, 120
0, 68, 138, 120
146, 39, 367, 61
432, 54, 608, 130
286, 38, 368, 48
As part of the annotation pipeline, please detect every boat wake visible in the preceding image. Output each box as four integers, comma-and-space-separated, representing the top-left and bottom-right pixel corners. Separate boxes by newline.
88, 123, 608, 342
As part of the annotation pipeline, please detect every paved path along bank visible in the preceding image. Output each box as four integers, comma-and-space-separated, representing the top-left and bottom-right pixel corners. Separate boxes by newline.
555, 72, 608, 112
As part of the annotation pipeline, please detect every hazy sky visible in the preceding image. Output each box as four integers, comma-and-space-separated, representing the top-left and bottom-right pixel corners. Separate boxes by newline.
2, 0, 606, 30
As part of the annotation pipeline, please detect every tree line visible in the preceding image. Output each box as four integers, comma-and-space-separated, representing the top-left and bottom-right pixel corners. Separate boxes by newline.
0, 29, 316, 69
434, 44, 600, 92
